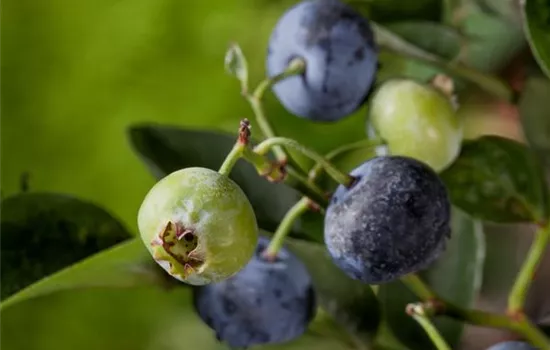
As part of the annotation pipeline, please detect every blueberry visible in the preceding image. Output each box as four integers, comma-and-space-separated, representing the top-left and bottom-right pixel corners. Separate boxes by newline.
486, 341, 537, 350
266, 0, 378, 122
193, 236, 316, 348
324, 156, 451, 284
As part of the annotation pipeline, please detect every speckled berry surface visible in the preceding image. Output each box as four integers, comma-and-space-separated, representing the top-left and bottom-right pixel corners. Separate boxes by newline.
193, 236, 316, 348
486, 341, 537, 350
137, 167, 258, 286
369, 79, 462, 172
324, 156, 451, 284
267, 0, 378, 122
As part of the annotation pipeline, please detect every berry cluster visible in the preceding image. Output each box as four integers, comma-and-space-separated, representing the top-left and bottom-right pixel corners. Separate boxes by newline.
135, 0, 529, 349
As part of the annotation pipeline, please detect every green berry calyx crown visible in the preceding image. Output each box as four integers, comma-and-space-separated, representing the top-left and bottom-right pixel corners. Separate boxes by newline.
150, 221, 205, 280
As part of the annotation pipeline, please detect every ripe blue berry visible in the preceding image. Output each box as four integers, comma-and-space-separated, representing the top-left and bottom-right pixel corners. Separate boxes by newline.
193, 236, 316, 348
267, 0, 378, 122
324, 156, 451, 284
486, 341, 537, 350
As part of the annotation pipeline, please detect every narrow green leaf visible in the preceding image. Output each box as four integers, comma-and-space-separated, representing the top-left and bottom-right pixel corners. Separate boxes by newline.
379, 207, 485, 350
127, 124, 302, 237
284, 236, 381, 346
224, 42, 249, 92
476, 0, 523, 24
1, 235, 373, 350
372, 22, 514, 101
0, 193, 133, 300
522, 0, 550, 78
440, 136, 550, 223
0, 238, 178, 310
385, 22, 463, 61
345, 0, 442, 22
1, 285, 357, 350
519, 75, 550, 167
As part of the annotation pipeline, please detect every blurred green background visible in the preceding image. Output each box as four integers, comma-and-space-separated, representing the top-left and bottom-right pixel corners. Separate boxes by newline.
1, 0, 379, 234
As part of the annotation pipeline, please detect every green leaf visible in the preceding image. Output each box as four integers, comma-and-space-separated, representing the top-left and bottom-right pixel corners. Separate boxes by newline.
522, 0, 550, 78
378, 207, 485, 350
284, 236, 381, 345
385, 22, 463, 61
0, 192, 133, 301
519, 75, 550, 167
346, 0, 442, 22
127, 124, 302, 237
0, 238, 178, 310
224, 42, 248, 92
1, 234, 374, 350
372, 22, 514, 101
440, 135, 550, 223
475, 0, 523, 24
1, 286, 358, 350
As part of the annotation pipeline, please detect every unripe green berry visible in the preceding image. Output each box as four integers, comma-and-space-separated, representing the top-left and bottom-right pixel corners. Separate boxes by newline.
369, 78, 463, 172
137, 167, 258, 285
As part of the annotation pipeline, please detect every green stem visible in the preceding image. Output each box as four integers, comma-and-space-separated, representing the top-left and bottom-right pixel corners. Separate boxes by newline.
255, 137, 355, 187
218, 143, 244, 176
286, 167, 328, 206
402, 274, 550, 349
407, 304, 451, 350
264, 197, 310, 259
508, 222, 550, 313
241, 146, 286, 182
253, 58, 306, 100
401, 274, 437, 300
245, 57, 306, 163
308, 138, 383, 181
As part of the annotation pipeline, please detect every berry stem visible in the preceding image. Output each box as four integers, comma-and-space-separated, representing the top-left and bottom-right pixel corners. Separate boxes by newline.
264, 197, 310, 260
244, 57, 306, 164
218, 143, 244, 177
218, 119, 252, 176
308, 138, 383, 181
255, 137, 355, 187
285, 167, 329, 206
406, 303, 451, 350
508, 221, 550, 313
253, 58, 306, 100
401, 274, 437, 300
401, 274, 550, 349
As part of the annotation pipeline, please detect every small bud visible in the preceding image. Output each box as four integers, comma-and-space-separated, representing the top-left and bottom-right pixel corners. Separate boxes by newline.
224, 42, 249, 94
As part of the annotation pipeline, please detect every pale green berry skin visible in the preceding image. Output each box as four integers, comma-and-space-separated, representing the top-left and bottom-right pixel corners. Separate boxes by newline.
369, 79, 463, 172
137, 167, 258, 286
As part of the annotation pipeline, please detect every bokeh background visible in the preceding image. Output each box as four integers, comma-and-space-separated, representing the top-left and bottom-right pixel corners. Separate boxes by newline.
2, 1, 549, 350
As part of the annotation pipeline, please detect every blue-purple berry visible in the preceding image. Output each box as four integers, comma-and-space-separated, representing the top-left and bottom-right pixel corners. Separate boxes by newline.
193, 236, 316, 348
324, 156, 452, 284
267, 0, 378, 122
486, 341, 537, 350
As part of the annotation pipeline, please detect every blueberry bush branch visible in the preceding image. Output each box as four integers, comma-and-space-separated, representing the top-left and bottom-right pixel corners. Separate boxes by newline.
244, 56, 306, 164
263, 197, 311, 260
130, 1, 550, 349
508, 221, 550, 313
254, 137, 355, 187
401, 274, 550, 348
406, 303, 451, 350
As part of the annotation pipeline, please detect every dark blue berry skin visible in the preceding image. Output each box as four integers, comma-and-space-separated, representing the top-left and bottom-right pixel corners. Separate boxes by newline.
266, 0, 378, 122
486, 341, 537, 350
192, 236, 316, 348
324, 156, 451, 284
